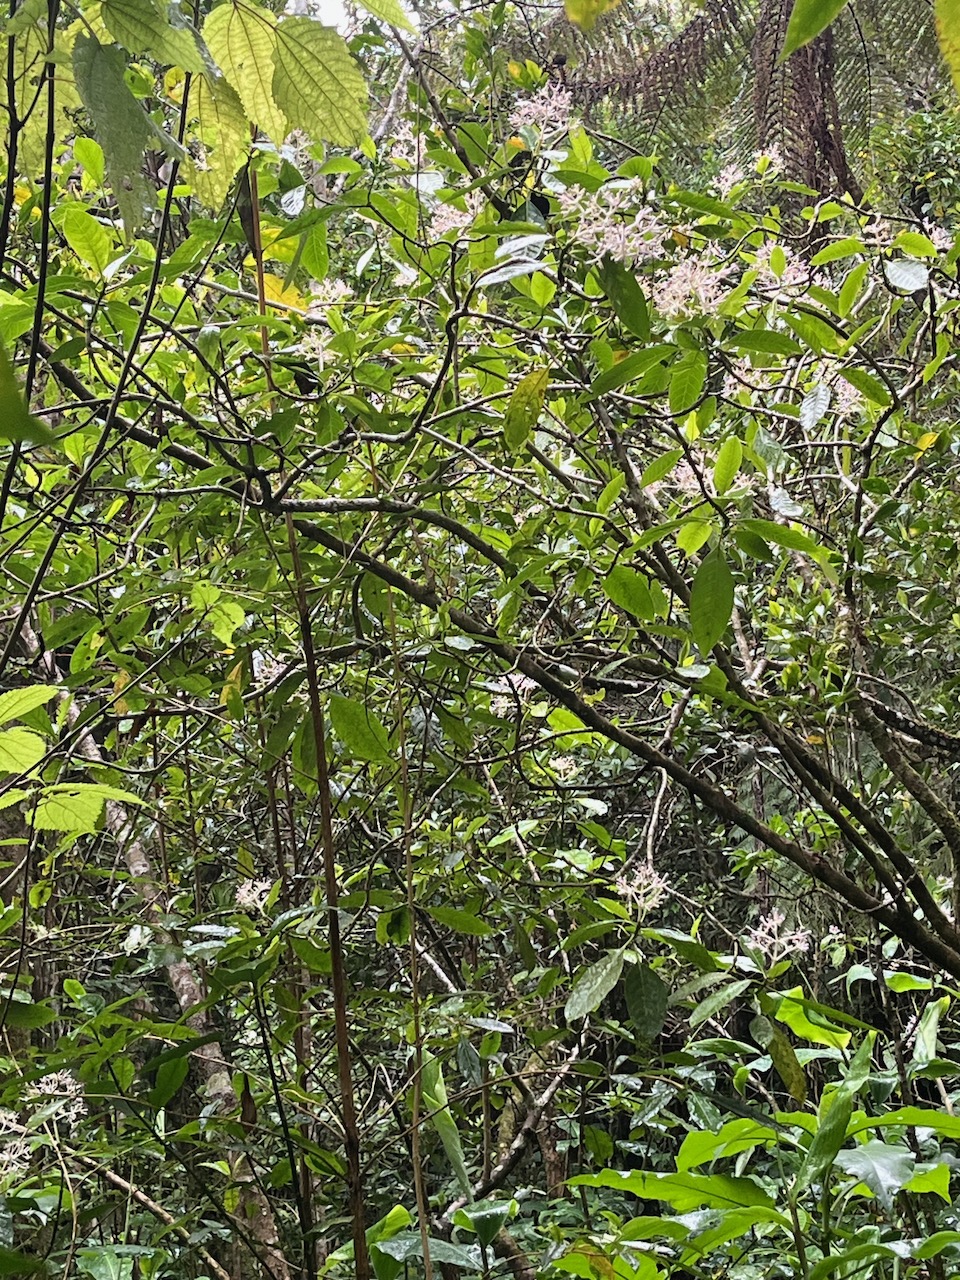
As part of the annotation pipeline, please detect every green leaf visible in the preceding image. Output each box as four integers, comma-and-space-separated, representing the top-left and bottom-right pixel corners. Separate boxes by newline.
72, 35, 159, 234
810, 236, 865, 265
937, 0, 960, 94
640, 448, 683, 488
101, 0, 204, 72
689, 551, 734, 654
208, 600, 246, 645
74, 136, 105, 184
835, 1141, 914, 1211
0, 727, 46, 772
794, 1088, 853, 1194
690, 977, 752, 1030
2, 999, 57, 1029
597, 258, 649, 339
668, 351, 707, 414
421, 1051, 472, 1197
428, 906, 494, 937
772, 989, 853, 1048
603, 565, 654, 621
452, 1202, 511, 1248
272, 17, 367, 146
588, 345, 673, 396
729, 330, 802, 356
60, 205, 113, 275
354, 0, 414, 29
677, 1118, 779, 1172
503, 368, 548, 453
624, 963, 668, 1040
739, 518, 825, 558
713, 436, 742, 494
782, 0, 850, 58
839, 366, 892, 406
190, 72, 250, 210
330, 695, 391, 762
203, 1, 288, 143
0, 342, 55, 446
565, 949, 624, 1022
301, 222, 329, 280
569, 1169, 774, 1211
0, 1246, 47, 1274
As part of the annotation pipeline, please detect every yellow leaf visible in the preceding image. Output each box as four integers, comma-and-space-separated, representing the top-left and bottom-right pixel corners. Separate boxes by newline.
220, 660, 245, 708
936, 0, 960, 95
563, 0, 621, 31
507, 60, 524, 80
917, 431, 940, 451
260, 272, 304, 308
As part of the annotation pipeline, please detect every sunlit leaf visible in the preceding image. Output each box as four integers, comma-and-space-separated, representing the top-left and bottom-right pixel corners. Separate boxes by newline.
203, 1, 288, 143
272, 17, 367, 146
504, 367, 548, 453
782, 0, 850, 58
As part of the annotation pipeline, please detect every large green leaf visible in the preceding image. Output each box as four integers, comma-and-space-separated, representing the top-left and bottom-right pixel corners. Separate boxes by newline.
272, 18, 367, 146
603, 565, 654, 621
190, 72, 250, 209
689, 550, 734, 654
624, 962, 668, 1040
597, 258, 649, 340
421, 1051, 472, 1197
203, 1, 288, 143
329, 695, 391, 762
72, 35, 159, 234
504, 368, 548, 453
782, 0, 850, 58
101, 0, 205, 71
569, 1169, 774, 1211
60, 205, 113, 276
354, 0, 414, 30
0, 343, 55, 446
565, 950, 624, 1022
835, 1141, 914, 1211
0, 727, 47, 773
0, 686, 57, 727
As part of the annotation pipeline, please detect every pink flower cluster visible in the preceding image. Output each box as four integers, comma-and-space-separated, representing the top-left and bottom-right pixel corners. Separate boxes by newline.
559, 180, 667, 266
650, 257, 731, 319
509, 82, 574, 136
429, 190, 485, 241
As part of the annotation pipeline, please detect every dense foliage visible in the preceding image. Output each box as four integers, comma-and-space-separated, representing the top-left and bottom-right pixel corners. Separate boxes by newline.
7, 1, 960, 1279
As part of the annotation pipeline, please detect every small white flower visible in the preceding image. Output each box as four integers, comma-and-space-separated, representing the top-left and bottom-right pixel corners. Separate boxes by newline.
0, 1111, 29, 1178
306, 279, 351, 316
509, 82, 574, 136
651, 257, 731, 318
429, 190, 485, 240
27, 1072, 86, 1130
744, 909, 811, 964
559, 182, 667, 267
236, 879, 273, 912
716, 163, 744, 198
615, 863, 668, 915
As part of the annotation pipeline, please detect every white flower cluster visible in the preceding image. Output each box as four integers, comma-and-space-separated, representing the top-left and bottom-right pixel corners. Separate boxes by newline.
429, 189, 486, 241
0, 1110, 29, 1178
509, 82, 574, 136
722, 357, 773, 400
751, 241, 806, 293
27, 1071, 87, 1131
650, 257, 732, 319
615, 863, 668, 916
306, 278, 351, 317
490, 671, 538, 717
744, 908, 811, 964
558, 181, 667, 266
236, 878, 273, 912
